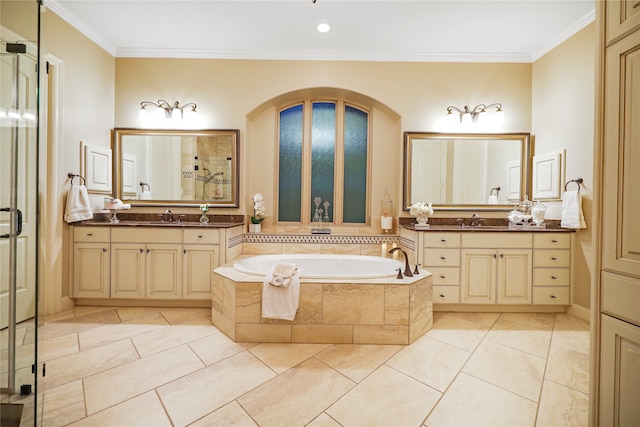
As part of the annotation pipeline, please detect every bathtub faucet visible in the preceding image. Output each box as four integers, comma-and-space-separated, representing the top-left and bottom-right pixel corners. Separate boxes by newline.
388, 247, 413, 278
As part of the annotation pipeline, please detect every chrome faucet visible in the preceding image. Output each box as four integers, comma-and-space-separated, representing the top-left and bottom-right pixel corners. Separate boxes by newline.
388, 247, 413, 278
162, 209, 174, 222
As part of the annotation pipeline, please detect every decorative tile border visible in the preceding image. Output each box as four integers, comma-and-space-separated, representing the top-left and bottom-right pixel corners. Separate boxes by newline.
228, 234, 243, 249
242, 233, 399, 245
399, 236, 416, 251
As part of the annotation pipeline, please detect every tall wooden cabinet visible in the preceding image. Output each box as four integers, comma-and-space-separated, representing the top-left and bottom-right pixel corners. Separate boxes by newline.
596, 1, 640, 425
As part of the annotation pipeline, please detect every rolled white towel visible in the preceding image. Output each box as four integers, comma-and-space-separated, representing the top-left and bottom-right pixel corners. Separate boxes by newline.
272, 262, 298, 278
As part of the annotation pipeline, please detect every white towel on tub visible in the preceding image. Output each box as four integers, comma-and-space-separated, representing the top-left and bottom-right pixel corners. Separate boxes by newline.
262, 267, 302, 321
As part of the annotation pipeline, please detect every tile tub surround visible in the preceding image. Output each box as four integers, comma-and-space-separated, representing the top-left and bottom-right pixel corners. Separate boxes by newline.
212, 262, 433, 344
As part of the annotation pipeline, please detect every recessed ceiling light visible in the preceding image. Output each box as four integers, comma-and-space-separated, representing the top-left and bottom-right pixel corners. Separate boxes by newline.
317, 23, 331, 33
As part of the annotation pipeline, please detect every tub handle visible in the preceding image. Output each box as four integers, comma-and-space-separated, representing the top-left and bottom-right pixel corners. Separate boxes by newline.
396, 268, 403, 280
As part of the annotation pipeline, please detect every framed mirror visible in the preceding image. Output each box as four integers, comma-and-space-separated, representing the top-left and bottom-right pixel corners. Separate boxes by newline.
112, 128, 240, 207
403, 132, 532, 211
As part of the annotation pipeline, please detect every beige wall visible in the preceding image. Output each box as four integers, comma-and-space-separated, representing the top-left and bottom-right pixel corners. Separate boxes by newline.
532, 23, 596, 309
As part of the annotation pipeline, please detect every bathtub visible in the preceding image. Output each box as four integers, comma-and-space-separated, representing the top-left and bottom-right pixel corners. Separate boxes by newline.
233, 254, 404, 279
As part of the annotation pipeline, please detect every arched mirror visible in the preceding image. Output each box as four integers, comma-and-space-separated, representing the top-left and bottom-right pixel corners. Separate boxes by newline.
403, 132, 532, 211
112, 128, 240, 207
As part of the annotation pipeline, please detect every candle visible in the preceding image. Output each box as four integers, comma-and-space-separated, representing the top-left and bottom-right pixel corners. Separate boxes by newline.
381, 215, 393, 231
381, 242, 388, 257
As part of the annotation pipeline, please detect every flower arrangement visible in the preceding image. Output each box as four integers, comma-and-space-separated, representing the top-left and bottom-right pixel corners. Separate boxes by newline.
409, 201, 434, 217
199, 204, 209, 213
251, 193, 266, 224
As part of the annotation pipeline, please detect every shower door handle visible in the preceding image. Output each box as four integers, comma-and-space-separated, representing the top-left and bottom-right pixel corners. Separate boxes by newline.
0, 207, 22, 238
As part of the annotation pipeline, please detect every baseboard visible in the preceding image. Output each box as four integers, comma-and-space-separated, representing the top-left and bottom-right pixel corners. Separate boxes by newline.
567, 304, 590, 322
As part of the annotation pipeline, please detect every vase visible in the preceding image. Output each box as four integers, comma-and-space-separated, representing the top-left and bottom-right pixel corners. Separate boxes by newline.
199, 213, 209, 224
415, 214, 429, 225
249, 223, 261, 233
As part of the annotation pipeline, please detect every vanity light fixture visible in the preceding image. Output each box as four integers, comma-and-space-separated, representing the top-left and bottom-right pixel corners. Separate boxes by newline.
446, 103, 505, 123
317, 23, 331, 33
138, 99, 197, 121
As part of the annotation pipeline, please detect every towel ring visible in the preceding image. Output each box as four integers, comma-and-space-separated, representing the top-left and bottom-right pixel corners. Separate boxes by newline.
564, 178, 583, 192
67, 173, 86, 186
140, 182, 151, 192
490, 186, 501, 196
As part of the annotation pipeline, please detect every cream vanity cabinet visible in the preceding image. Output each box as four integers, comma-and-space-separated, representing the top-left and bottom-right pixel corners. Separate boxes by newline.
111, 228, 183, 299
460, 233, 532, 305
532, 233, 571, 304
597, 1, 640, 424
424, 233, 461, 303
73, 226, 111, 298
73, 226, 221, 301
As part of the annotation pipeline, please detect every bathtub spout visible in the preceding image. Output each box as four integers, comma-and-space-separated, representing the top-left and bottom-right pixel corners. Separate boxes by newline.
388, 247, 413, 278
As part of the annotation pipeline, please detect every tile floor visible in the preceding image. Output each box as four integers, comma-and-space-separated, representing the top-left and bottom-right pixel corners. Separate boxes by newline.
33, 306, 589, 426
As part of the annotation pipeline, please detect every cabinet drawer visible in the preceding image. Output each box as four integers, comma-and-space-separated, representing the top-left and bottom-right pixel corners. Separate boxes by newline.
183, 229, 220, 245
424, 249, 460, 267
533, 268, 570, 287
602, 272, 640, 326
533, 233, 571, 249
533, 249, 570, 268
462, 232, 532, 248
111, 227, 182, 243
533, 287, 570, 305
433, 286, 460, 304
424, 232, 460, 248
427, 267, 460, 286
74, 227, 110, 242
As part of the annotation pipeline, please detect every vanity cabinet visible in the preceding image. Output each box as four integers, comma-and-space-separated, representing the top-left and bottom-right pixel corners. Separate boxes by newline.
72, 227, 111, 299
532, 233, 571, 305
72, 226, 222, 302
423, 233, 461, 303
460, 233, 532, 305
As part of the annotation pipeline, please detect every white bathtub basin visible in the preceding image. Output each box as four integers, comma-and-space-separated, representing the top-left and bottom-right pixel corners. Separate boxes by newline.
233, 254, 404, 279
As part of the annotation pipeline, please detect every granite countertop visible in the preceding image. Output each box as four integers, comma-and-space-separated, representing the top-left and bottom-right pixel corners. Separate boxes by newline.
72, 212, 245, 229
399, 218, 575, 233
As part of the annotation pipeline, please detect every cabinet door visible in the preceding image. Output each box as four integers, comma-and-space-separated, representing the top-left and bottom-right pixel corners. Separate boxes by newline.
496, 249, 532, 304
183, 244, 219, 299
146, 244, 182, 299
600, 314, 640, 426
73, 243, 109, 298
111, 243, 145, 298
603, 33, 640, 278
461, 249, 495, 304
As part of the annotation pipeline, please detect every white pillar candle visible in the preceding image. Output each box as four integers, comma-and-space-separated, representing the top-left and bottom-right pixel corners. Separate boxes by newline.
381, 242, 388, 257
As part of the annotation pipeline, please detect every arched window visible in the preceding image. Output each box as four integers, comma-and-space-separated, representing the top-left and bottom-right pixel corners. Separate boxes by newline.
277, 100, 370, 225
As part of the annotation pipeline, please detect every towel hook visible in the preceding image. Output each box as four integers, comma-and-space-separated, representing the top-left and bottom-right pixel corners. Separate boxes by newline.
490, 186, 501, 196
67, 173, 86, 186
564, 178, 583, 192
139, 182, 151, 192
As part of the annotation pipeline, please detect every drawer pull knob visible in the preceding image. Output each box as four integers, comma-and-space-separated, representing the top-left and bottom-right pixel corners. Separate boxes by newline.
86, 233, 93, 236
551, 276, 558, 280
441, 239, 447, 242
551, 257, 558, 261
197, 235, 203, 238
440, 294, 446, 298
102, 248, 107, 253
440, 256, 446, 260
550, 295, 557, 299
440, 275, 446, 279
552, 239, 558, 243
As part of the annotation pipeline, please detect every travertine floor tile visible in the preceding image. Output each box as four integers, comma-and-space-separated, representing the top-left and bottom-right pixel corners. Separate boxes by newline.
73, 305, 116, 318
189, 401, 258, 427
189, 333, 255, 366
497, 312, 556, 330
327, 364, 440, 426
115, 306, 163, 321
386, 335, 470, 392
40, 339, 139, 391
42, 380, 85, 427
551, 314, 590, 354
238, 358, 354, 427
427, 373, 538, 426
78, 312, 169, 350
68, 391, 172, 427
131, 317, 219, 358
447, 311, 501, 328
39, 310, 121, 341
545, 345, 589, 394
485, 314, 553, 358
250, 343, 331, 374
536, 380, 588, 427
84, 345, 203, 415
315, 344, 402, 382
463, 341, 546, 401
158, 351, 275, 427
426, 313, 489, 352
306, 413, 342, 427
159, 307, 212, 325
39, 333, 79, 362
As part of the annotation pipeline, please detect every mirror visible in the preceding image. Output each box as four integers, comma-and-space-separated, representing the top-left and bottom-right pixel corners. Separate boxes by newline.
112, 128, 240, 207
403, 132, 532, 211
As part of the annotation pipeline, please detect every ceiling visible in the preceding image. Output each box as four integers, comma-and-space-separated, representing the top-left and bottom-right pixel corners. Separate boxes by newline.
44, 0, 595, 63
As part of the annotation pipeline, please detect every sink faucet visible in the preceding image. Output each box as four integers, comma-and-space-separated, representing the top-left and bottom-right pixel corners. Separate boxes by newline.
388, 247, 413, 278
470, 213, 485, 227
163, 209, 173, 222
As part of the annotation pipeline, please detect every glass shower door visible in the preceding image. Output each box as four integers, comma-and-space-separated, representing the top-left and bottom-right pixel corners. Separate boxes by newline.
1, 1, 40, 425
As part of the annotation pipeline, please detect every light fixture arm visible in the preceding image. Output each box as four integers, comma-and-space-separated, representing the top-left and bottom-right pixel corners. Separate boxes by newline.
446, 103, 503, 123
139, 99, 197, 119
